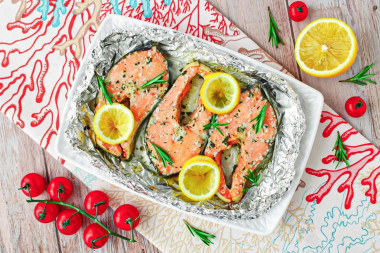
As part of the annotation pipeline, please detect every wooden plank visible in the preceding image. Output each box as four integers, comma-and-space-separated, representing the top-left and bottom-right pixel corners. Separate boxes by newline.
208, 0, 299, 77
43, 150, 161, 253
0, 113, 60, 253
288, 0, 380, 146
209, 0, 380, 147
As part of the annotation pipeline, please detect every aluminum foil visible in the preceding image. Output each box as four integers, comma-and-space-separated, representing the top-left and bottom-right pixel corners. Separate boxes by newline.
65, 22, 306, 220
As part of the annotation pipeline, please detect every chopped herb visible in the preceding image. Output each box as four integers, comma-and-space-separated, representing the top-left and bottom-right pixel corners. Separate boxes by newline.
146, 57, 152, 64
242, 171, 260, 193
140, 71, 168, 89
203, 114, 230, 136
237, 126, 246, 133
222, 135, 229, 146
95, 72, 114, 105
251, 104, 267, 133
183, 220, 215, 246
268, 7, 284, 48
209, 141, 215, 148
151, 143, 173, 168
339, 63, 376, 86
332, 132, 350, 169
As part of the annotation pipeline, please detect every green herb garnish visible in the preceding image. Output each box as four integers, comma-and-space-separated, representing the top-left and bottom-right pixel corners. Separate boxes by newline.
183, 220, 215, 246
268, 7, 284, 48
333, 132, 350, 169
339, 63, 376, 86
95, 72, 114, 105
243, 171, 260, 193
140, 71, 168, 89
203, 114, 230, 136
251, 104, 267, 133
151, 143, 173, 168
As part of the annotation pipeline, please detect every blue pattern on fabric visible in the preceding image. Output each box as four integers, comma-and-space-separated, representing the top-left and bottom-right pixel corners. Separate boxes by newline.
52, 0, 67, 28
109, 0, 121, 14
37, 0, 49, 21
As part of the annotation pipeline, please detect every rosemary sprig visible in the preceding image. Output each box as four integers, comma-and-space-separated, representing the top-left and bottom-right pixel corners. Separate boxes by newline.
183, 220, 216, 246
95, 72, 114, 105
333, 132, 350, 169
151, 143, 173, 168
203, 114, 230, 136
339, 63, 376, 86
242, 171, 260, 193
251, 104, 267, 134
268, 7, 284, 48
140, 71, 168, 89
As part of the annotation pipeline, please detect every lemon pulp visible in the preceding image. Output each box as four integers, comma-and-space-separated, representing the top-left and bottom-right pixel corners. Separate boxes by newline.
295, 18, 357, 78
93, 103, 134, 145
179, 160, 220, 201
200, 72, 240, 114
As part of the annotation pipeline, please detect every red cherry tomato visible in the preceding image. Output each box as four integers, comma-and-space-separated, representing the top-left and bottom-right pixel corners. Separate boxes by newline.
48, 177, 73, 201
345, 96, 366, 118
289, 1, 308, 22
20, 173, 45, 197
34, 201, 59, 223
84, 191, 109, 216
83, 223, 109, 249
56, 209, 82, 235
113, 204, 140, 231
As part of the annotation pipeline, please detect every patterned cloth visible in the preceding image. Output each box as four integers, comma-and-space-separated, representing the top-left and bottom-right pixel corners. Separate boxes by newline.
1, 1, 379, 252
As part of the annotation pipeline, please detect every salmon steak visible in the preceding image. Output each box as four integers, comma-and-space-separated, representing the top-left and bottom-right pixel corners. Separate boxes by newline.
95, 47, 169, 160
145, 62, 213, 176
204, 87, 277, 202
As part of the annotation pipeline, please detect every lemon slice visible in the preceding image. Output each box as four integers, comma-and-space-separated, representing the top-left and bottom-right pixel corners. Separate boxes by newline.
179, 160, 220, 201
182, 155, 216, 168
295, 18, 357, 78
200, 72, 240, 114
93, 103, 134, 145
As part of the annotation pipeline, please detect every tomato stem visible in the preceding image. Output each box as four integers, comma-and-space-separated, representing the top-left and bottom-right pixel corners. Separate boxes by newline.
18, 183, 33, 200
26, 199, 136, 242
62, 211, 79, 229
93, 201, 105, 219
296, 5, 306, 12
355, 100, 363, 109
39, 201, 48, 221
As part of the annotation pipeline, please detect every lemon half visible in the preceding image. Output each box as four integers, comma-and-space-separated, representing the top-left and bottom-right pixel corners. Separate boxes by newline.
295, 18, 357, 78
200, 72, 240, 114
179, 159, 220, 201
93, 103, 134, 145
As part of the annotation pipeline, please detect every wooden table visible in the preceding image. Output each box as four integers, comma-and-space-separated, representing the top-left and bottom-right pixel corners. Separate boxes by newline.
0, 0, 379, 252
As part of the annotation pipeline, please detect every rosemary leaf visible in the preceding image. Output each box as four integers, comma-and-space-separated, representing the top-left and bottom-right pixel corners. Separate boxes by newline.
332, 132, 350, 169
251, 104, 267, 134
183, 220, 215, 246
268, 7, 284, 48
140, 71, 168, 89
151, 143, 173, 168
339, 63, 376, 86
242, 171, 261, 193
203, 114, 229, 137
95, 72, 113, 105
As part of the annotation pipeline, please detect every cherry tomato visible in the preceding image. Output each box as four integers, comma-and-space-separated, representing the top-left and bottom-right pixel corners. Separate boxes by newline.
48, 177, 73, 201
83, 223, 109, 249
20, 173, 45, 197
84, 190, 109, 216
56, 209, 82, 235
113, 204, 140, 231
289, 1, 308, 22
345, 96, 367, 118
34, 201, 59, 223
